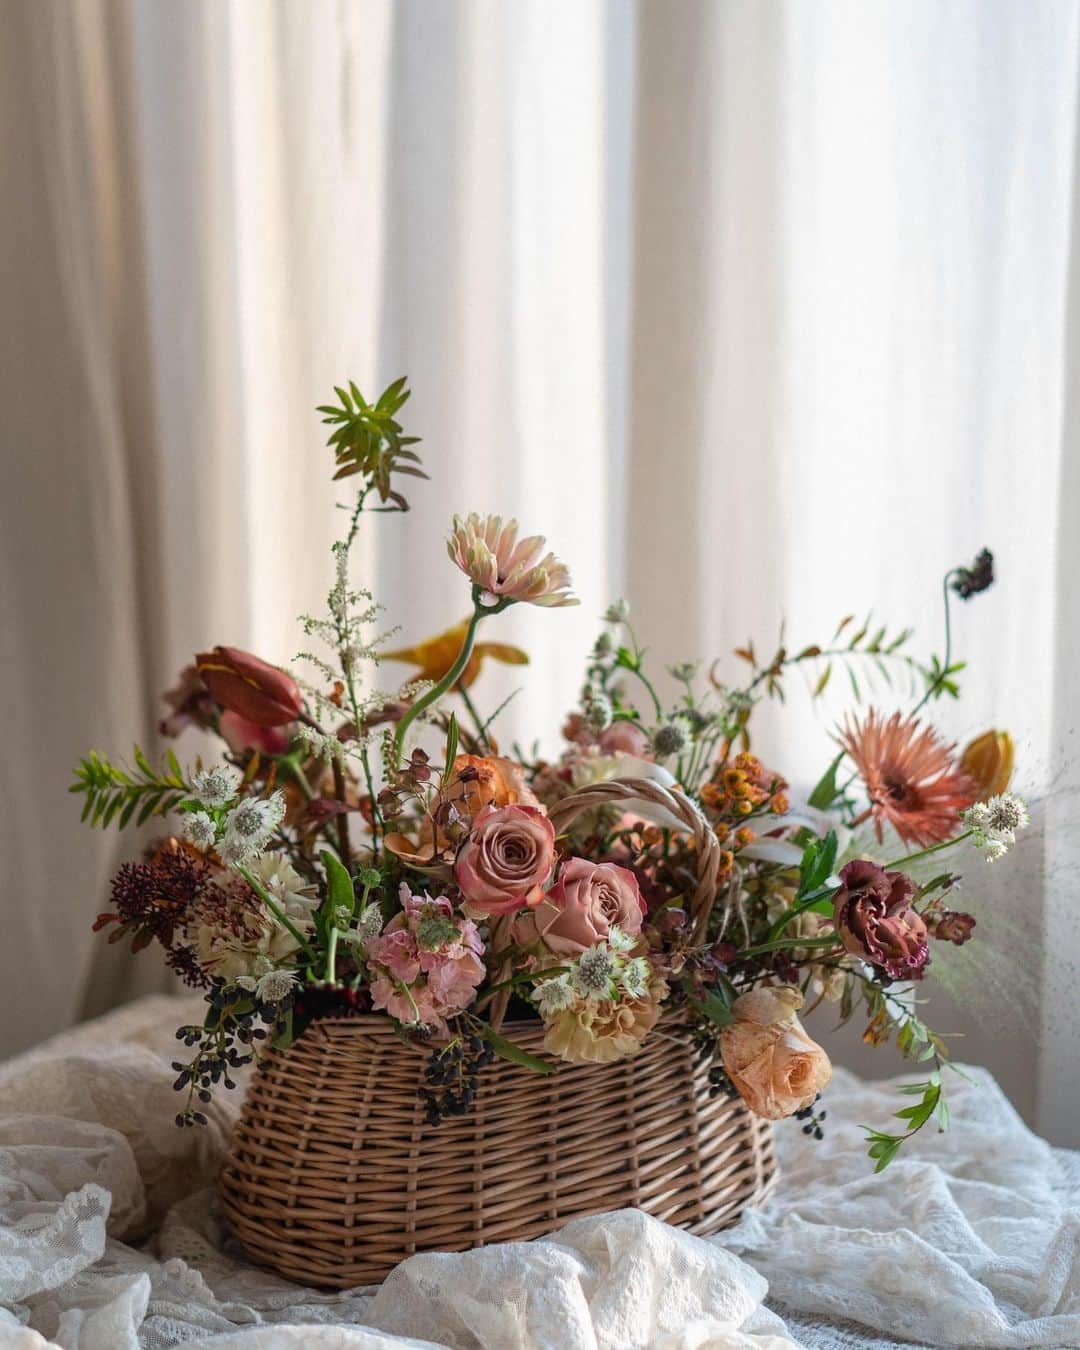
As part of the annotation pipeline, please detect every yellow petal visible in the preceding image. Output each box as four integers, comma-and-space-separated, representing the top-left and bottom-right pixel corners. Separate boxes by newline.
382, 622, 529, 690
960, 730, 1014, 801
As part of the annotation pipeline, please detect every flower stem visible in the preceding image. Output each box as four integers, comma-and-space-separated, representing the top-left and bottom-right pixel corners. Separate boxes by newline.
736, 933, 841, 961
393, 596, 504, 759
325, 926, 340, 985
911, 570, 958, 717
236, 865, 317, 961
882, 830, 972, 871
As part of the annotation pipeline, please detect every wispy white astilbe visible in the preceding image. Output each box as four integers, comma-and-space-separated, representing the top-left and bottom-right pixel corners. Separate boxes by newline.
963, 792, 1031, 860
533, 973, 575, 1017
192, 765, 242, 809
294, 721, 348, 766
220, 792, 287, 865
182, 811, 218, 849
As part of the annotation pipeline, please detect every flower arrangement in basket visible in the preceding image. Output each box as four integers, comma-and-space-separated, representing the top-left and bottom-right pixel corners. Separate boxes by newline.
73, 379, 1027, 1282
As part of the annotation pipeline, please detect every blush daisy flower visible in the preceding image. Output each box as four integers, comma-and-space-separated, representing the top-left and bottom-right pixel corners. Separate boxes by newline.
837, 710, 976, 848
447, 514, 577, 607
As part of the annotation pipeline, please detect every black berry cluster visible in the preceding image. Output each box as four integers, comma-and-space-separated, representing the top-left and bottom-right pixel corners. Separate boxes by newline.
171, 981, 273, 1126
418, 1034, 495, 1125
794, 1093, 827, 1140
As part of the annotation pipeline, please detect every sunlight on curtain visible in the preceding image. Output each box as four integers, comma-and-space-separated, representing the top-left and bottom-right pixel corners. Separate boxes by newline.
2, 0, 1078, 1141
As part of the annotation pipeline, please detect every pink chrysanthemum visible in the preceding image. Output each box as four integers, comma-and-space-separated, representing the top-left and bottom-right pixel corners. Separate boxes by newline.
447, 514, 577, 607
837, 710, 976, 849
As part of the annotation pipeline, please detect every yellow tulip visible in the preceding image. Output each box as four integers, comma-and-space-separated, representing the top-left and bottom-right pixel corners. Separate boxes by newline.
960, 729, 1014, 801
382, 620, 528, 690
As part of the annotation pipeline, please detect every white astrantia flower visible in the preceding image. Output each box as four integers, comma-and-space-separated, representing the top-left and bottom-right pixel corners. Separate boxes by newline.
220, 792, 287, 865
607, 926, 636, 955
182, 810, 217, 850
963, 792, 1030, 860
252, 968, 299, 1004
573, 946, 617, 1000
351, 906, 384, 944
192, 764, 242, 809
620, 956, 651, 1000
533, 974, 576, 1018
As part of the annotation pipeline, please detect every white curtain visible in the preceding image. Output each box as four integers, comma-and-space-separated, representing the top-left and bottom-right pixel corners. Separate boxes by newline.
3, 0, 1078, 1142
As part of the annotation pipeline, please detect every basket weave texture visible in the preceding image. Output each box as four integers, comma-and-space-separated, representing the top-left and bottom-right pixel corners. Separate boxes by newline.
220, 777, 777, 1288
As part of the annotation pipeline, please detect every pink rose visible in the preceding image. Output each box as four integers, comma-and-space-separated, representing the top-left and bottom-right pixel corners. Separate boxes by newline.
454, 804, 556, 915
526, 857, 646, 956
598, 722, 650, 757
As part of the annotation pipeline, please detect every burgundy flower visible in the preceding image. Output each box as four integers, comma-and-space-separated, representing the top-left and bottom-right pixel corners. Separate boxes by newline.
159, 665, 216, 738
929, 909, 976, 946
833, 859, 929, 980
195, 646, 302, 727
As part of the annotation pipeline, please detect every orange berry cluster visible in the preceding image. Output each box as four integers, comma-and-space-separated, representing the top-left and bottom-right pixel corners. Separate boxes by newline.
700, 753, 788, 825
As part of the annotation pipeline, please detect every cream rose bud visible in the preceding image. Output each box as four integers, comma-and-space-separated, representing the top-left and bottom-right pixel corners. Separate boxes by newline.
453, 803, 556, 916
521, 857, 646, 956
720, 986, 832, 1121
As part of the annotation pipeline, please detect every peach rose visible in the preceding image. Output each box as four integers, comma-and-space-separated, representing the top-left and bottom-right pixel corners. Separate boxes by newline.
454, 803, 556, 915
442, 754, 539, 819
720, 987, 832, 1121
520, 857, 645, 956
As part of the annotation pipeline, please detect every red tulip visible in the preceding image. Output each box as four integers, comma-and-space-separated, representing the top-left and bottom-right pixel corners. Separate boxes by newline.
195, 646, 302, 727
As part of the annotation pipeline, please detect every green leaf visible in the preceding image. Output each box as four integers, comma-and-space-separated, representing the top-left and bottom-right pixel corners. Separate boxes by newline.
812, 663, 832, 698
688, 992, 736, 1029
477, 1023, 556, 1075
444, 713, 459, 772
321, 851, 356, 924
808, 751, 846, 810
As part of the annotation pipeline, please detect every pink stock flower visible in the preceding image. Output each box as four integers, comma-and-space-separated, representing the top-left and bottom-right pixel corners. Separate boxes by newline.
447, 514, 577, 607
454, 804, 557, 915
365, 885, 485, 1031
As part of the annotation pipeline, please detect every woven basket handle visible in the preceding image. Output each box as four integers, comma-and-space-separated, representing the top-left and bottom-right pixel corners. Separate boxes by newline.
546, 777, 721, 945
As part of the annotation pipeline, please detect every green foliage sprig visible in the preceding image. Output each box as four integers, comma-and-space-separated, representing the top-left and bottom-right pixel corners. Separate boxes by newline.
70, 748, 190, 830
733, 613, 934, 705
318, 377, 427, 510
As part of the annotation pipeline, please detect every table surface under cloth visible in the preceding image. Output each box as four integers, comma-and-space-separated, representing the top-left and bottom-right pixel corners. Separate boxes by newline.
1, 996, 1078, 1350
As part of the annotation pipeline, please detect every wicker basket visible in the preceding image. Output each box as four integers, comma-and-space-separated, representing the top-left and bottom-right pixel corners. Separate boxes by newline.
220, 777, 777, 1288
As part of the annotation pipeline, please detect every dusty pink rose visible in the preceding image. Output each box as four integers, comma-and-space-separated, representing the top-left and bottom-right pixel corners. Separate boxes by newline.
454, 803, 556, 915
523, 857, 646, 956
834, 859, 929, 980
220, 710, 294, 757
598, 722, 650, 757
365, 885, 484, 1030
561, 714, 650, 759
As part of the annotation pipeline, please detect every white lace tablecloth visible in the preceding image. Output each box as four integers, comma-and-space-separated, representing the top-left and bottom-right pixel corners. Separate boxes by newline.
1, 995, 1078, 1349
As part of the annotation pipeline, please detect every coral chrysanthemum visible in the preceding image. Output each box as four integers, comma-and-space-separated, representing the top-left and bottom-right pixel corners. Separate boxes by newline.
837, 710, 976, 848
447, 514, 577, 607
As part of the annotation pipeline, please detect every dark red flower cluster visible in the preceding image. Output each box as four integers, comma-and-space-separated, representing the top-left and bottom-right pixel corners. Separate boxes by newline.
96, 841, 230, 988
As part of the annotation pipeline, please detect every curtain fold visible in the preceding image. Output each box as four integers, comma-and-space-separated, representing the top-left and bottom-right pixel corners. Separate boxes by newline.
2, 0, 1078, 1141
